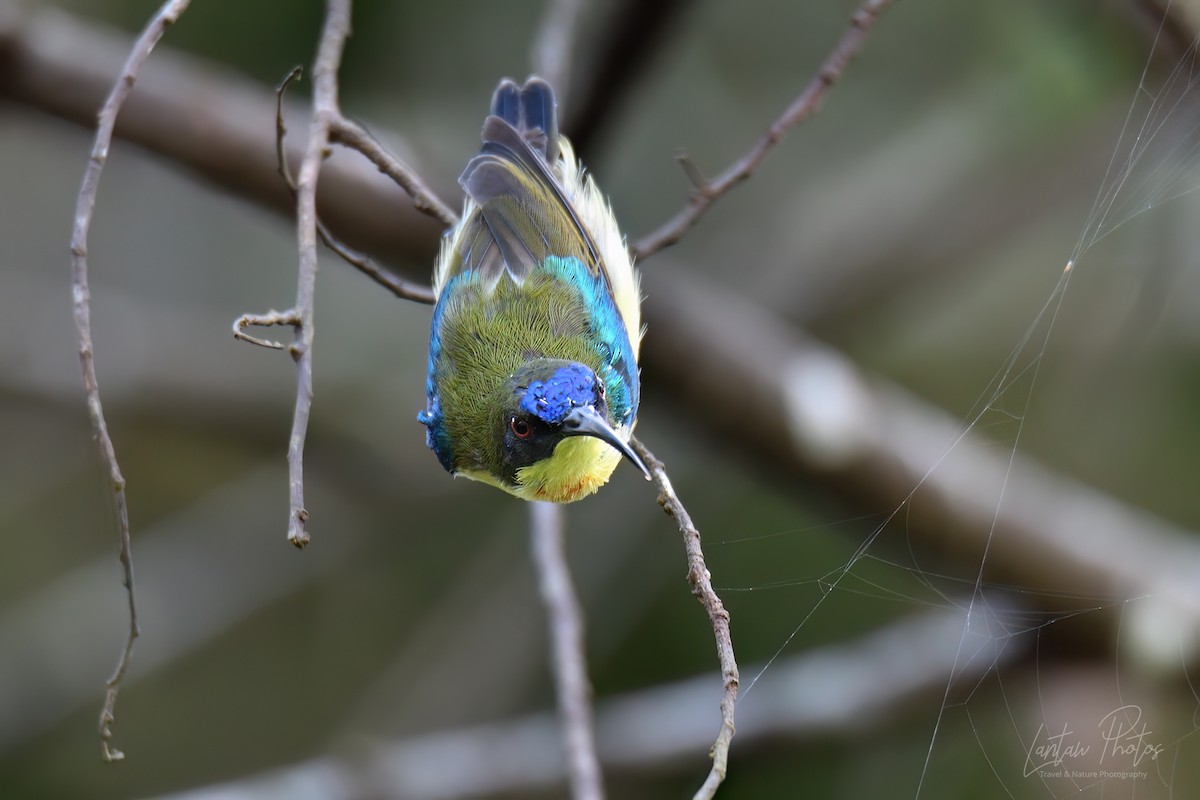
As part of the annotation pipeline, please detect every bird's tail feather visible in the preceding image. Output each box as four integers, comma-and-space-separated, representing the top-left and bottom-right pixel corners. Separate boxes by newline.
489, 77, 559, 165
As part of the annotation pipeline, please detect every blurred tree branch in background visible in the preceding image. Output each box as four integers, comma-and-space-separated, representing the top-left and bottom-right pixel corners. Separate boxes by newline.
0, 2, 445, 265
527, 2, 610, 795
148, 605, 1011, 800
561, 0, 697, 161
530, 501, 603, 800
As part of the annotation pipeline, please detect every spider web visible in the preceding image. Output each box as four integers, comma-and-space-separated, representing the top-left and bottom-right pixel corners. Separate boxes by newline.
713, 6, 1200, 798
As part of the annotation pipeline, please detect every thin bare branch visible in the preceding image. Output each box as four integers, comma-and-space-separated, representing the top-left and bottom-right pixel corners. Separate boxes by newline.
632, 0, 895, 259
532, 0, 588, 101
530, 502, 604, 800
233, 0, 353, 548
68, 0, 193, 762
328, 117, 458, 228
630, 437, 738, 800
275, 68, 436, 304
285, 0, 352, 548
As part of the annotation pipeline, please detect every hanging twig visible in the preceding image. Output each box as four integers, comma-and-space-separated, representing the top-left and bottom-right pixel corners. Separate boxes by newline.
630, 437, 738, 800
274, 67, 436, 304
281, 0, 350, 547
632, 0, 895, 259
232, 0, 353, 548
530, 502, 605, 800
68, 0, 193, 762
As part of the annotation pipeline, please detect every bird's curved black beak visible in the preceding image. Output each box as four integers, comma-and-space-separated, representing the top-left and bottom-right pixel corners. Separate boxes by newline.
562, 405, 651, 481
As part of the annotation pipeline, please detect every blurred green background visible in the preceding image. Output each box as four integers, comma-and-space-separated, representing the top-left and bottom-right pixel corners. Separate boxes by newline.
3, 0, 1200, 797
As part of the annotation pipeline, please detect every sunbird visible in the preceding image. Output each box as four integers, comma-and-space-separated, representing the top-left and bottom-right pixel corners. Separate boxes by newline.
418, 77, 649, 502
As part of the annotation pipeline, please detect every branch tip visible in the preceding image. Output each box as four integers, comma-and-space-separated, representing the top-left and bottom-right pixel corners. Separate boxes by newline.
633, 0, 895, 260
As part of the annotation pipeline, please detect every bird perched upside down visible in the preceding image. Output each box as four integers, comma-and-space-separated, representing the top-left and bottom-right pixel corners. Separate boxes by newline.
418, 77, 648, 502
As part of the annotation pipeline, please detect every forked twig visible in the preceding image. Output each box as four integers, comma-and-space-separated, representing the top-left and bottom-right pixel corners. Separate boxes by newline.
274, 67, 436, 304
232, 0, 353, 548
69, 0, 194, 762
282, 0, 351, 548
633, 0, 895, 259
328, 117, 459, 228
240, 5, 447, 548
630, 437, 738, 800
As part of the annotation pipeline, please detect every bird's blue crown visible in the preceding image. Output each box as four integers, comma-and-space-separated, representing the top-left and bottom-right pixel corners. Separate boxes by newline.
519, 363, 597, 424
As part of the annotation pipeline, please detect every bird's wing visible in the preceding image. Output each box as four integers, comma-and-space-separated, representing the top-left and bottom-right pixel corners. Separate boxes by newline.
455, 114, 603, 287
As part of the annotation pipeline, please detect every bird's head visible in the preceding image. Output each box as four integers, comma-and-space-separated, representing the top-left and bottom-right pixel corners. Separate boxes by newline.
492, 359, 649, 501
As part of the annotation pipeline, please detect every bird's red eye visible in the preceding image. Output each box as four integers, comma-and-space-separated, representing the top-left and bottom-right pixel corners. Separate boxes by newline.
510, 417, 532, 439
